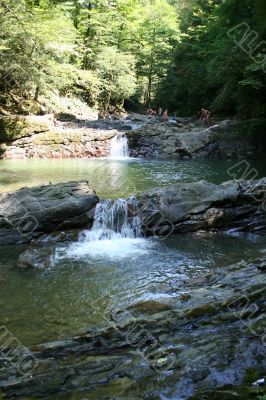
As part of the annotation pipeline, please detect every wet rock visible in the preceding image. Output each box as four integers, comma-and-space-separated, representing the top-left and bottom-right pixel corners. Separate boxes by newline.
0, 181, 99, 245
136, 178, 266, 235
1, 257, 266, 399
253, 259, 266, 272
0, 258, 265, 399
128, 298, 174, 314
17, 247, 54, 269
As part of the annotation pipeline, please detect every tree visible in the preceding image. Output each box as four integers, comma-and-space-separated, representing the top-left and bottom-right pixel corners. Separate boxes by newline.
94, 46, 136, 109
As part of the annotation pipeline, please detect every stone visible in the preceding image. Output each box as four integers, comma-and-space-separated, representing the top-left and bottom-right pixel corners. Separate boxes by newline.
55, 113, 78, 122
135, 178, 266, 235
1, 258, 265, 399
127, 119, 255, 159
0, 181, 99, 245
17, 248, 54, 269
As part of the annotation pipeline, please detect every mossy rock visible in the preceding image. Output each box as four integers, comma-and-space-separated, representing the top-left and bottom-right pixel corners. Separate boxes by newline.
55, 113, 78, 122
32, 131, 82, 145
0, 116, 50, 143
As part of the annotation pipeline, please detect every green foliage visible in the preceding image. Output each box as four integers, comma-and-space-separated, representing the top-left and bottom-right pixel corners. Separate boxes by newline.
0, 0, 265, 123
159, 0, 266, 118
94, 46, 136, 109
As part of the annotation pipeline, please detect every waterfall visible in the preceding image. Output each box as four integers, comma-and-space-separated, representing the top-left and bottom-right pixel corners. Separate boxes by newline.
64, 197, 150, 259
81, 197, 142, 242
109, 134, 129, 159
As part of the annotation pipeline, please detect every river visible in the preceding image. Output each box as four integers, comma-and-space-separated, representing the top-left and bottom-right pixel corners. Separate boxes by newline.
0, 156, 266, 399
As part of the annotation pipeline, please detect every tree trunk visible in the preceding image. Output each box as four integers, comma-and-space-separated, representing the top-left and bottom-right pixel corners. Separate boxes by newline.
73, 0, 79, 29
147, 53, 154, 108
34, 85, 40, 101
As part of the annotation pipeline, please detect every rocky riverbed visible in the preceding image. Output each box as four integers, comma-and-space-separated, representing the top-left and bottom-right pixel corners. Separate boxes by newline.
0, 256, 265, 399
0, 179, 265, 399
0, 113, 260, 160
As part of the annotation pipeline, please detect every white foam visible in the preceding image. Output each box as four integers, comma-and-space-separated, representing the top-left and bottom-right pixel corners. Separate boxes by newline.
66, 237, 149, 260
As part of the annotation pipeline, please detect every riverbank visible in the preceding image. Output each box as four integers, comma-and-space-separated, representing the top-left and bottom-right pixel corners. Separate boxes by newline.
0, 113, 262, 160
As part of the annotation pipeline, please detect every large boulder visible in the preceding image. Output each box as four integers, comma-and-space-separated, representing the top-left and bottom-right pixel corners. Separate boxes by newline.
136, 178, 266, 235
0, 181, 99, 245
128, 120, 256, 159
1, 126, 118, 159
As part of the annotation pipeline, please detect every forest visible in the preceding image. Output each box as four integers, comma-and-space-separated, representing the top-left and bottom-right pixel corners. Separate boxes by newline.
0, 0, 265, 128
1, 2, 266, 399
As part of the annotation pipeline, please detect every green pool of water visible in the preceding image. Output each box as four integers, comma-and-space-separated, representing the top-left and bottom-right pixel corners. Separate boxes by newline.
0, 157, 265, 198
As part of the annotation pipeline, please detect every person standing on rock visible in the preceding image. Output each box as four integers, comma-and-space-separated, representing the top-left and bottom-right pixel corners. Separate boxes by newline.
147, 108, 153, 119
162, 109, 169, 122
201, 108, 211, 125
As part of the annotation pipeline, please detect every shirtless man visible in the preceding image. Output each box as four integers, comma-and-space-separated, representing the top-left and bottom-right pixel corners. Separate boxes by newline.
201, 108, 211, 125
162, 109, 169, 122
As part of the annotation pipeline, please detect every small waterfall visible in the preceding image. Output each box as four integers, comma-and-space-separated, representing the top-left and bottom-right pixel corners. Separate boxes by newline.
65, 197, 148, 259
81, 197, 142, 242
110, 134, 129, 159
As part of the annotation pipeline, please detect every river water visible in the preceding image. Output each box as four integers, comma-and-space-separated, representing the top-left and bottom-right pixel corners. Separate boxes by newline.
0, 157, 266, 399
0, 156, 266, 345
0, 157, 266, 196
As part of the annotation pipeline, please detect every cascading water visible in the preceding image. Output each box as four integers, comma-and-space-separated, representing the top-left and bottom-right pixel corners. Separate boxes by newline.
82, 197, 142, 242
66, 197, 148, 259
109, 134, 129, 159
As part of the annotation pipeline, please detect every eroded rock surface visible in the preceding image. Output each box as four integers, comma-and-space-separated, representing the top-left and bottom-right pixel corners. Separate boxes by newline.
0, 181, 99, 245
0, 115, 133, 159
128, 120, 256, 159
136, 178, 266, 235
0, 258, 265, 399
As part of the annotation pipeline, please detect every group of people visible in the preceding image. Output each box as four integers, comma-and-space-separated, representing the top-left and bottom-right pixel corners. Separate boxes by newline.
98, 106, 211, 125
146, 107, 169, 122
147, 107, 211, 125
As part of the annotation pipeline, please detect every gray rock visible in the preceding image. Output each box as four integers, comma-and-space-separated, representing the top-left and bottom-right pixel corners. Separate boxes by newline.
127, 120, 255, 159
1, 257, 265, 399
0, 181, 99, 245
135, 178, 266, 235
17, 247, 54, 269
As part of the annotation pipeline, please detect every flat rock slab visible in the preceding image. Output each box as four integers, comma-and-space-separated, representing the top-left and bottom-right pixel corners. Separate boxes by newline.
136, 178, 266, 235
0, 181, 99, 245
